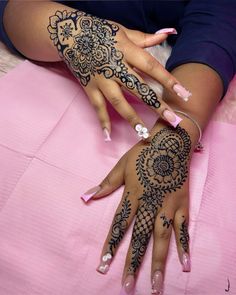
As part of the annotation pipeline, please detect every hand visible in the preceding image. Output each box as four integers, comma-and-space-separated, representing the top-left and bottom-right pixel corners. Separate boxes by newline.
47, 10, 191, 139
82, 120, 197, 294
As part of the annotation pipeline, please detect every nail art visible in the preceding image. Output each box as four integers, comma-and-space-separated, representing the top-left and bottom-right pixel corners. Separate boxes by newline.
182, 252, 191, 272
173, 84, 192, 101
96, 252, 112, 274
80, 185, 101, 202
151, 270, 163, 294
119, 275, 135, 295
103, 128, 111, 142
155, 28, 178, 35
163, 110, 182, 128
135, 124, 150, 140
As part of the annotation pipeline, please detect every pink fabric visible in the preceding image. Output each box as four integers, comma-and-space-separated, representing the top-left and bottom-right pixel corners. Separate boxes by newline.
0, 61, 235, 295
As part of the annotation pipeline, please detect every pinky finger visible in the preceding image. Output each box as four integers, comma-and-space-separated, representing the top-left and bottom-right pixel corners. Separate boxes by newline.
173, 210, 191, 272
85, 88, 112, 141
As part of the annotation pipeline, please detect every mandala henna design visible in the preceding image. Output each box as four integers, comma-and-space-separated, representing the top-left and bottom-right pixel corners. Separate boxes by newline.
47, 10, 161, 108
179, 216, 189, 252
108, 192, 132, 255
160, 214, 173, 229
127, 126, 191, 274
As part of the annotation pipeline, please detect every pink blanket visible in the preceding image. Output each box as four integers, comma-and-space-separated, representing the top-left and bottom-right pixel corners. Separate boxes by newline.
0, 61, 235, 295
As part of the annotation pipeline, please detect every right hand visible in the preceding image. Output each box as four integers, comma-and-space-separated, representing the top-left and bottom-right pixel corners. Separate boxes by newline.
47, 10, 191, 139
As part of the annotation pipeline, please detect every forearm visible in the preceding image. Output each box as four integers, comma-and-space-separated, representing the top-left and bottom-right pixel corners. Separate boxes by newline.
149, 63, 223, 155
3, 0, 76, 61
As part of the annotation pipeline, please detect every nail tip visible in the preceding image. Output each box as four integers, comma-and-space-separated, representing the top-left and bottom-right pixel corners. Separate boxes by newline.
103, 128, 111, 142
80, 195, 89, 202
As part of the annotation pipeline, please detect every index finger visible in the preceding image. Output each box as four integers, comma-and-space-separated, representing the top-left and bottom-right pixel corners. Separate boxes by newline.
124, 41, 192, 102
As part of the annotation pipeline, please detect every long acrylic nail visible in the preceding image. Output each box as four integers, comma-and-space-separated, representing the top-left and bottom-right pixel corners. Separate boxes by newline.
155, 28, 177, 35
151, 270, 163, 294
96, 252, 113, 274
119, 275, 135, 295
103, 128, 111, 142
80, 185, 101, 202
163, 110, 182, 128
173, 84, 192, 101
182, 252, 191, 272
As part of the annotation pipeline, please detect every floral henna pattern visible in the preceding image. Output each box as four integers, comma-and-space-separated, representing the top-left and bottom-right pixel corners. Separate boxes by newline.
179, 216, 189, 252
128, 126, 191, 274
108, 192, 132, 256
160, 214, 173, 229
47, 10, 161, 108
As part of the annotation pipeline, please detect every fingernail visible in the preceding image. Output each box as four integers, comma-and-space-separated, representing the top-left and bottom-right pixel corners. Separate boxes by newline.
163, 110, 182, 128
119, 275, 135, 295
103, 128, 111, 142
182, 252, 191, 272
96, 252, 112, 274
80, 185, 101, 202
155, 28, 178, 35
151, 270, 163, 294
173, 84, 192, 101
135, 123, 150, 140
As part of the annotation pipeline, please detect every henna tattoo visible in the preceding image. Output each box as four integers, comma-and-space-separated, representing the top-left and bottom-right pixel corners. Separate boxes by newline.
47, 10, 161, 108
128, 126, 191, 274
160, 214, 173, 229
108, 192, 131, 255
179, 216, 189, 252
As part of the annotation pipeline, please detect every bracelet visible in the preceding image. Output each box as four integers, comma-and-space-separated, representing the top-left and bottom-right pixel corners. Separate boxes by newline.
173, 109, 204, 152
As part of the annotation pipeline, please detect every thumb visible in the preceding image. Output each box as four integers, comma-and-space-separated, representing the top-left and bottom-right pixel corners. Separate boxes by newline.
123, 27, 177, 48
80, 154, 127, 203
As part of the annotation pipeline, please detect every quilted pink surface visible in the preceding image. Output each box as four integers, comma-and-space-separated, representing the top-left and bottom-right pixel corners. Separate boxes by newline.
0, 61, 236, 295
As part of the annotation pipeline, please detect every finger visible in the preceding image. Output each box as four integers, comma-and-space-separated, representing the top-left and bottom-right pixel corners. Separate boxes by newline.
84, 87, 111, 141
124, 41, 192, 102
121, 192, 159, 294
96, 189, 139, 274
99, 79, 150, 139
91, 152, 127, 200
122, 27, 177, 48
112, 62, 185, 129
174, 208, 191, 272
151, 210, 174, 294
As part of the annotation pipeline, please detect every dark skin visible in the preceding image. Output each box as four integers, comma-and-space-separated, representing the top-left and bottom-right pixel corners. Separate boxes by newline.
92, 63, 223, 293
3, 1, 224, 293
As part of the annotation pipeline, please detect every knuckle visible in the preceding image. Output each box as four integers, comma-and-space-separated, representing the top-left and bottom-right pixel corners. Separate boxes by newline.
126, 114, 138, 125
156, 228, 171, 240
145, 57, 160, 72
111, 96, 122, 107
165, 77, 176, 89
91, 101, 104, 112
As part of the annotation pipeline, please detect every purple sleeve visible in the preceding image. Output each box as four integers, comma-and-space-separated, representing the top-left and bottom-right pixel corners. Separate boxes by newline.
166, 0, 236, 96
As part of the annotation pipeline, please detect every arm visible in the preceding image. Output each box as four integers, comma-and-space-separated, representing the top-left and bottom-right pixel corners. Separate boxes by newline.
3, 1, 193, 139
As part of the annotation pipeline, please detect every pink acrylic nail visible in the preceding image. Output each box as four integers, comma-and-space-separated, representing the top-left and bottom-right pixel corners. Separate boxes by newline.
80, 185, 100, 202
173, 84, 192, 101
163, 110, 182, 128
103, 128, 111, 142
151, 270, 163, 294
119, 275, 135, 295
155, 28, 178, 35
96, 252, 112, 274
182, 252, 191, 272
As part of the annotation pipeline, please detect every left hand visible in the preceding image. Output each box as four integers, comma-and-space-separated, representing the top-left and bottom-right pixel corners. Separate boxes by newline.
83, 121, 197, 294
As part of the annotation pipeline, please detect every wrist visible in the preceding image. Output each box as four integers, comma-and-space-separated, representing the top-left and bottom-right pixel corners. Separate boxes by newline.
150, 114, 200, 153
